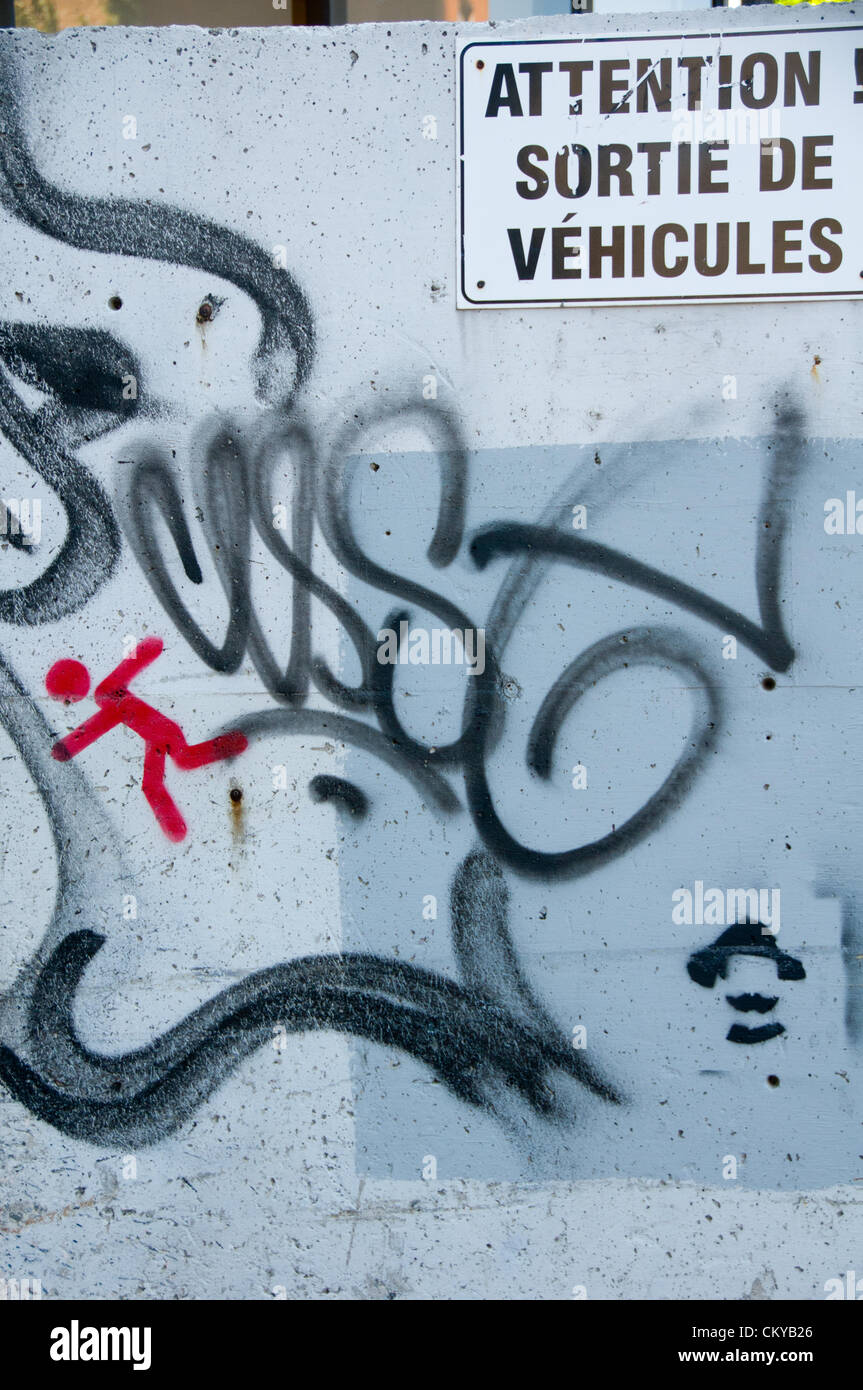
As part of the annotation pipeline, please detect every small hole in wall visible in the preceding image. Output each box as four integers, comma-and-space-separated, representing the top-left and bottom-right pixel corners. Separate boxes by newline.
229, 787, 243, 805
767, 1074, 780, 1088
762, 677, 776, 691
108, 296, 123, 310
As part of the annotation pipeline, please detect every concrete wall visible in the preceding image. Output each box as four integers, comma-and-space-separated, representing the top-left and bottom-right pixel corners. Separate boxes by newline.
0, 5, 860, 1299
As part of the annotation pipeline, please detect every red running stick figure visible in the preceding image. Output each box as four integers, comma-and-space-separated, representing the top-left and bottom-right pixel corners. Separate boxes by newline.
46, 636, 248, 842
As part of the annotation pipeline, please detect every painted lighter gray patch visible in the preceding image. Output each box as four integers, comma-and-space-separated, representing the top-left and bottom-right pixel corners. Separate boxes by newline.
342, 436, 860, 1184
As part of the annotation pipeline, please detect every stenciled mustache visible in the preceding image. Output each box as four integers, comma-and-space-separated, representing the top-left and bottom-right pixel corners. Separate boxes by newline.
687, 920, 805, 1046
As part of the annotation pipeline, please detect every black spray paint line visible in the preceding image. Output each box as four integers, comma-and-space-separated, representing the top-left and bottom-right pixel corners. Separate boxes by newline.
469, 445, 625, 766
123, 442, 250, 674
220, 707, 461, 815
527, 626, 718, 781
0, 49, 315, 403
368, 605, 496, 770
470, 523, 792, 673
476, 410, 802, 680
0, 327, 126, 624
322, 402, 467, 571
317, 401, 496, 763
246, 414, 374, 710
754, 404, 803, 671
450, 849, 621, 1106
245, 418, 316, 708
308, 774, 369, 817
118, 417, 374, 707
469, 404, 804, 678
0, 646, 135, 1064
462, 627, 719, 880
0, 321, 142, 443
478, 441, 641, 686
2, 929, 609, 1146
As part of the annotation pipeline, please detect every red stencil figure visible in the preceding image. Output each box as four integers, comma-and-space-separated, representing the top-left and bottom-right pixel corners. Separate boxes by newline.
46, 636, 248, 842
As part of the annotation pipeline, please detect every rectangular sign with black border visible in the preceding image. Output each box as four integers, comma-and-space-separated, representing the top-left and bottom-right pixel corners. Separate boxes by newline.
457, 25, 863, 308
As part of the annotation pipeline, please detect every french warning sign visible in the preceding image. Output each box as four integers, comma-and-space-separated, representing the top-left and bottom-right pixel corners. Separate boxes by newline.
457, 24, 863, 308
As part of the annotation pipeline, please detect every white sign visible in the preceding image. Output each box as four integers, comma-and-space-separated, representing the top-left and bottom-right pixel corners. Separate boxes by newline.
457, 24, 863, 308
